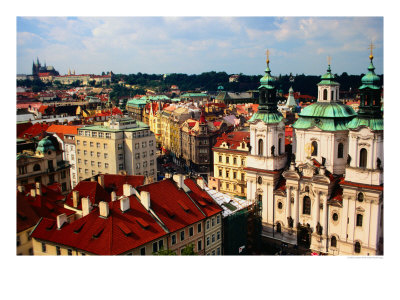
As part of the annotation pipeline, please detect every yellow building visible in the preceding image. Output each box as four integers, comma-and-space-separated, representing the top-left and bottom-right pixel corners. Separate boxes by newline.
75, 116, 157, 182
210, 131, 250, 198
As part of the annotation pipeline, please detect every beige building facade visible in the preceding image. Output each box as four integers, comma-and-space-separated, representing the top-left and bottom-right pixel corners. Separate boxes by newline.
76, 117, 157, 182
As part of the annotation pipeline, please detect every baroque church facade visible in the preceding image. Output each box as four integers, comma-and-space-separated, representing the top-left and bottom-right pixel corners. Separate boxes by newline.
245, 51, 383, 255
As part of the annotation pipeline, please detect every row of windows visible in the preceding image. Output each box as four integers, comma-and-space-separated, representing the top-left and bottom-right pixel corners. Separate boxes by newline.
206, 247, 221, 255
206, 215, 221, 230
134, 151, 155, 159
172, 223, 202, 245
78, 131, 112, 139
218, 155, 245, 166
330, 237, 363, 254
206, 231, 221, 246
258, 139, 283, 156
218, 169, 245, 180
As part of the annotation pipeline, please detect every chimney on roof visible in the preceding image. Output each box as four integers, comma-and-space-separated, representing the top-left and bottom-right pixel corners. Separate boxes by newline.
196, 177, 206, 190
140, 191, 151, 210
35, 182, 42, 196
17, 185, 25, 193
98, 174, 104, 187
123, 184, 133, 197
82, 197, 92, 217
99, 201, 109, 218
111, 191, 117, 201
173, 174, 185, 189
30, 189, 36, 197
72, 190, 80, 208
120, 196, 130, 212
57, 213, 68, 229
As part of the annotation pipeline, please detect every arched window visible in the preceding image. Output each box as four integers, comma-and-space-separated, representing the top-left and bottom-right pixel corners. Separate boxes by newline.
278, 138, 282, 155
323, 89, 328, 100
311, 141, 318, 156
33, 164, 41, 171
354, 241, 361, 253
331, 236, 337, 248
276, 222, 281, 233
303, 196, 311, 215
359, 148, 367, 168
332, 213, 339, 221
258, 139, 263, 156
257, 176, 263, 185
258, 194, 262, 203
331, 90, 334, 101
338, 143, 344, 158
278, 202, 283, 209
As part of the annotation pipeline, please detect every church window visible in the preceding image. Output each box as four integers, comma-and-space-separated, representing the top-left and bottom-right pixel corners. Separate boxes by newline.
276, 223, 281, 233
323, 89, 328, 100
354, 242, 361, 253
219, 156, 222, 163
356, 214, 363, 227
258, 139, 264, 156
338, 143, 344, 158
303, 196, 311, 215
278, 138, 282, 155
258, 194, 262, 206
331, 236, 337, 248
359, 148, 367, 168
311, 141, 318, 156
33, 164, 41, 171
277, 202, 283, 209
332, 213, 339, 221
357, 193, 364, 202
331, 91, 334, 101
257, 176, 263, 184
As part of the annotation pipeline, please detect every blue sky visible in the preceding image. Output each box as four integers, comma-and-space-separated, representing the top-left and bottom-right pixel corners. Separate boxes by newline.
17, 16, 383, 76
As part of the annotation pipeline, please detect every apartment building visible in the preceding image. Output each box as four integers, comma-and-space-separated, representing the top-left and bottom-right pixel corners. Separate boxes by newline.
209, 131, 250, 198
75, 116, 157, 182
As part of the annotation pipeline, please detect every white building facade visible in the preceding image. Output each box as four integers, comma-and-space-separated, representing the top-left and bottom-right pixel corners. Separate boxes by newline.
246, 54, 383, 255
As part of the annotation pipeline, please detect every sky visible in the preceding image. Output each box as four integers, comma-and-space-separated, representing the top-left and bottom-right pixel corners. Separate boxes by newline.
17, 16, 383, 76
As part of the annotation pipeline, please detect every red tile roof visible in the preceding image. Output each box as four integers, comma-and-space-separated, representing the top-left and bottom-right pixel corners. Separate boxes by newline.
46, 124, 82, 139
31, 196, 167, 255
101, 174, 145, 197
137, 179, 206, 233
17, 184, 75, 232
214, 131, 250, 150
17, 122, 33, 137
18, 123, 50, 140
65, 181, 110, 210
17, 191, 40, 233
184, 178, 222, 217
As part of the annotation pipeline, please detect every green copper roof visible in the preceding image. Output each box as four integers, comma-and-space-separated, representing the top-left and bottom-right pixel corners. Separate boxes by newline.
298, 102, 357, 118
360, 59, 381, 90
181, 93, 208, 97
293, 102, 356, 131
347, 117, 383, 131
318, 65, 339, 86
36, 137, 55, 153
259, 63, 276, 89
126, 99, 148, 107
293, 117, 352, 131
249, 111, 283, 124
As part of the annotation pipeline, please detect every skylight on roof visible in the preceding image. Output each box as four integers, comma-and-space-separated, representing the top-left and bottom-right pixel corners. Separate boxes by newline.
177, 200, 190, 212
118, 222, 132, 236
73, 222, 85, 233
92, 227, 104, 238
136, 217, 150, 229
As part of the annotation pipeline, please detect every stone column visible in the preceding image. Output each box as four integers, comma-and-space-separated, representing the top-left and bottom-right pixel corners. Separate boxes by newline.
286, 186, 291, 227
314, 191, 320, 230
322, 193, 328, 236
294, 187, 299, 228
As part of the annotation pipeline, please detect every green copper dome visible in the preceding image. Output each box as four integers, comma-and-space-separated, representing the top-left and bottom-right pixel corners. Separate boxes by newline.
249, 111, 283, 123
36, 137, 55, 153
259, 63, 276, 89
360, 59, 381, 90
298, 102, 357, 118
318, 65, 339, 86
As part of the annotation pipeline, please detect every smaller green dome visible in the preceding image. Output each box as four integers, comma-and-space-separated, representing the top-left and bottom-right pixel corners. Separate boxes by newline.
259, 63, 276, 89
37, 137, 55, 153
217, 85, 224, 90
360, 59, 381, 90
318, 65, 339, 86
